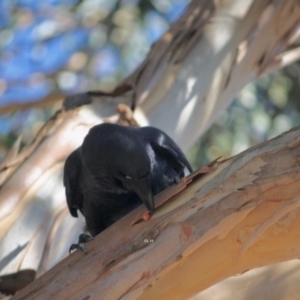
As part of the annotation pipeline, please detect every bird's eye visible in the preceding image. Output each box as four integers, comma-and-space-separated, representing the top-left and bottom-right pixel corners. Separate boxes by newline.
126, 175, 132, 179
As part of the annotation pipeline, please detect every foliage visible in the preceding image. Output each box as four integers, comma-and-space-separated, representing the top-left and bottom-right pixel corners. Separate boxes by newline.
188, 67, 300, 168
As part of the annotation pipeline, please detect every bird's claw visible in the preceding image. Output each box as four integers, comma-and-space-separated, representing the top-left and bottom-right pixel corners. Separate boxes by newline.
69, 243, 87, 254
69, 233, 94, 254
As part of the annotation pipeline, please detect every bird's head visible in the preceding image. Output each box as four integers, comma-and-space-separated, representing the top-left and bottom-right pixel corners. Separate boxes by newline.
83, 124, 155, 214
109, 130, 155, 214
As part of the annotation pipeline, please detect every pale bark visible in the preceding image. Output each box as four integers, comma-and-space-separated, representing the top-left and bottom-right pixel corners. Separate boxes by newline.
10, 126, 300, 300
193, 259, 300, 300
129, 0, 300, 149
0, 0, 300, 297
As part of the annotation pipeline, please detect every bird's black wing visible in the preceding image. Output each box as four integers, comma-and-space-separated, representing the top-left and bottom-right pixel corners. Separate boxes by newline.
63, 148, 84, 217
139, 127, 193, 173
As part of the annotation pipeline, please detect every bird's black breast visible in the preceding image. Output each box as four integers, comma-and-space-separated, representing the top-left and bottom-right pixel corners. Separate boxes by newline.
80, 186, 142, 236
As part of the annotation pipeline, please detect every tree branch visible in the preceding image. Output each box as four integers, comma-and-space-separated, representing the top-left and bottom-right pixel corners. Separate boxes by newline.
262, 46, 300, 75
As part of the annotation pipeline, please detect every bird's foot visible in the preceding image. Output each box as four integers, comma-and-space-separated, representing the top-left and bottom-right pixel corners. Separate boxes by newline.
69, 232, 94, 254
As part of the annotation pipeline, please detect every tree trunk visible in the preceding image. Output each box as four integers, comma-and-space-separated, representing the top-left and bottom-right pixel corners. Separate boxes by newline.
10, 126, 300, 299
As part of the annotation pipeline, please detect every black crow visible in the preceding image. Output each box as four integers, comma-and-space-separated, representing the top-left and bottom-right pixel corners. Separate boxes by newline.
64, 123, 192, 252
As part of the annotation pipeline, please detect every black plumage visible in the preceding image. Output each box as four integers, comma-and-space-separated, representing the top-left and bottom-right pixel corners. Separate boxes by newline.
64, 123, 192, 240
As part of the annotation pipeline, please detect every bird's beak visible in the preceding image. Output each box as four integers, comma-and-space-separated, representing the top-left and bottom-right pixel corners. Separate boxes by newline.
131, 177, 155, 214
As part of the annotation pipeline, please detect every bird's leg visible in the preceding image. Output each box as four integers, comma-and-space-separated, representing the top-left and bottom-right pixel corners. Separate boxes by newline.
69, 232, 94, 254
